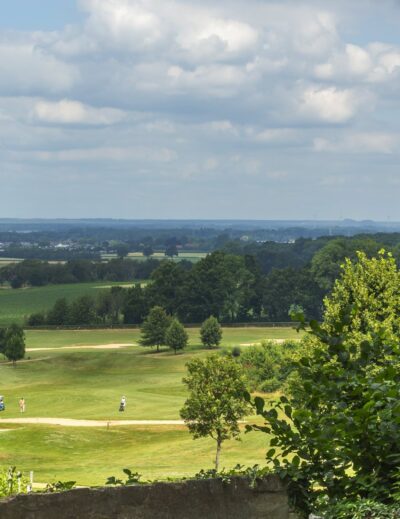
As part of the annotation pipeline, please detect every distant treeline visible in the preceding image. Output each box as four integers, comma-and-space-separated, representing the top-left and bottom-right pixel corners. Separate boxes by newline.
0, 258, 162, 288
22, 234, 400, 326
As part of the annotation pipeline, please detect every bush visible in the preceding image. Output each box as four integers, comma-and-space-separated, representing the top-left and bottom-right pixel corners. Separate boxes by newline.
239, 339, 305, 393
0, 467, 28, 498
322, 500, 400, 519
231, 346, 241, 358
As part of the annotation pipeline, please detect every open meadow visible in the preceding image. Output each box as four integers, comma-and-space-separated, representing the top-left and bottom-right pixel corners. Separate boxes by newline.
0, 326, 301, 485
102, 252, 208, 263
0, 282, 136, 326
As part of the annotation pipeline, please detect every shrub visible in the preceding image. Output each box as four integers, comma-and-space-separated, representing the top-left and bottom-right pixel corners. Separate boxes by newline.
0, 467, 28, 498
322, 500, 400, 519
239, 339, 305, 393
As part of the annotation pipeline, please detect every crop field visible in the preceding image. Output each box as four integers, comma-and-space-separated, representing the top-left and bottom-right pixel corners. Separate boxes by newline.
102, 251, 208, 263
0, 258, 23, 267
0, 327, 300, 485
0, 282, 136, 326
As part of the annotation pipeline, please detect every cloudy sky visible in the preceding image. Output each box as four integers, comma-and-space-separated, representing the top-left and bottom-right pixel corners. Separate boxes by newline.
1, 0, 400, 220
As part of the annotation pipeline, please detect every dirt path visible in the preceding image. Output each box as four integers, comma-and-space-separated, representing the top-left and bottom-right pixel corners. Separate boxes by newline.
26, 343, 136, 352
0, 417, 185, 427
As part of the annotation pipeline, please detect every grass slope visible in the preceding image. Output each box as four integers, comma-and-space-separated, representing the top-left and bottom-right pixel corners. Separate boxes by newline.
0, 327, 297, 485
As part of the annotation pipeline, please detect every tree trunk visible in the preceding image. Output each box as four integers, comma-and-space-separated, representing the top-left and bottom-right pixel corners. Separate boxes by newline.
215, 440, 222, 471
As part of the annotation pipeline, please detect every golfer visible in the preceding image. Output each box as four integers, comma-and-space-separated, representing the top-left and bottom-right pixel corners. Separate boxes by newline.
119, 395, 126, 412
19, 397, 25, 413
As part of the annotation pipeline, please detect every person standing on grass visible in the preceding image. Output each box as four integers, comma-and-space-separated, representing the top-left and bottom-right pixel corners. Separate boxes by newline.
119, 395, 126, 412
19, 397, 25, 413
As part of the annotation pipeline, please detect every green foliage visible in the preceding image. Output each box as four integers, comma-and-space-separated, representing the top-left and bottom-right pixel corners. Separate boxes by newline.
45, 480, 76, 493
248, 252, 400, 515
105, 469, 142, 486
322, 500, 400, 519
180, 355, 249, 470
239, 339, 304, 393
0, 467, 28, 498
311, 237, 381, 291
3, 324, 25, 364
140, 306, 171, 352
323, 250, 400, 347
194, 464, 271, 487
165, 318, 188, 354
200, 316, 222, 349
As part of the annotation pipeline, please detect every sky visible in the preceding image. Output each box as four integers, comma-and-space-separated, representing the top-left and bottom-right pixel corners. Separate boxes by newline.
1, 0, 400, 220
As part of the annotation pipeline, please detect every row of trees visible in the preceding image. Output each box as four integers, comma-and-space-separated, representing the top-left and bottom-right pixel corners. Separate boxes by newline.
27, 234, 400, 326
0, 258, 160, 289
139, 308, 222, 353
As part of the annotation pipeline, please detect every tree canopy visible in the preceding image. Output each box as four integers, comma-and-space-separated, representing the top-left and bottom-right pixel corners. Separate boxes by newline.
180, 355, 249, 470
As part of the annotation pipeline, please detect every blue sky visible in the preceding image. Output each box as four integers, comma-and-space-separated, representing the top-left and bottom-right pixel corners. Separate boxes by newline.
1, 0, 400, 220
1, 1, 82, 30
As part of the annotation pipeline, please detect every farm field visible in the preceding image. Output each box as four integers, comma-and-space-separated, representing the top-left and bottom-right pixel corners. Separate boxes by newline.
0, 327, 299, 485
0, 282, 136, 326
102, 251, 208, 263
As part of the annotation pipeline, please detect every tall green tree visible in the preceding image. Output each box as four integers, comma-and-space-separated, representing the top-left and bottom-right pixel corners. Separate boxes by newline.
4, 324, 25, 366
180, 355, 249, 470
46, 298, 70, 325
250, 250, 400, 515
165, 318, 188, 354
323, 250, 400, 346
140, 306, 171, 352
200, 316, 222, 349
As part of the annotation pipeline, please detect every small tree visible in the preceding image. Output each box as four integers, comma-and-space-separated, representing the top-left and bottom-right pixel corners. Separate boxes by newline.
200, 316, 222, 349
165, 318, 188, 354
165, 244, 178, 257
4, 324, 25, 366
180, 355, 249, 470
140, 306, 170, 352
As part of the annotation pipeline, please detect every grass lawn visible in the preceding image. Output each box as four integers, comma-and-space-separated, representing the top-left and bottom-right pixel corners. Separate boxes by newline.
0, 424, 269, 485
0, 282, 135, 326
0, 327, 297, 485
25, 326, 301, 350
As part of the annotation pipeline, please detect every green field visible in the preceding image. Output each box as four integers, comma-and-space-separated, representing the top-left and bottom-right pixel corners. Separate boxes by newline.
102, 252, 208, 263
0, 282, 135, 326
0, 327, 299, 485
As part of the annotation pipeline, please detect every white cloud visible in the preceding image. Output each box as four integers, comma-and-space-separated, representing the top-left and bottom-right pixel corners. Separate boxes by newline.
314, 42, 400, 83
298, 85, 364, 123
20, 146, 177, 163
0, 40, 77, 95
32, 99, 125, 125
314, 132, 398, 153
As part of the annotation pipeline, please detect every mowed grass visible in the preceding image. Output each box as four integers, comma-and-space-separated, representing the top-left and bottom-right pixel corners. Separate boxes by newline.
0, 424, 269, 485
0, 327, 298, 485
25, 326, 301, 350
0, 282, 135, 326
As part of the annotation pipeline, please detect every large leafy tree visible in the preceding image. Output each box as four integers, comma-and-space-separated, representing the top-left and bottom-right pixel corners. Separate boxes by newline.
181, 355, 249, 470
140, 306, 171, 352
250, 250, 400, 515
323, 250, 400, 345
310, 237, 381, 291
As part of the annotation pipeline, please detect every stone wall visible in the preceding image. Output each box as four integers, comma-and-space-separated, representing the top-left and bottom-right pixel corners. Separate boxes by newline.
0, 475, 295, 519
